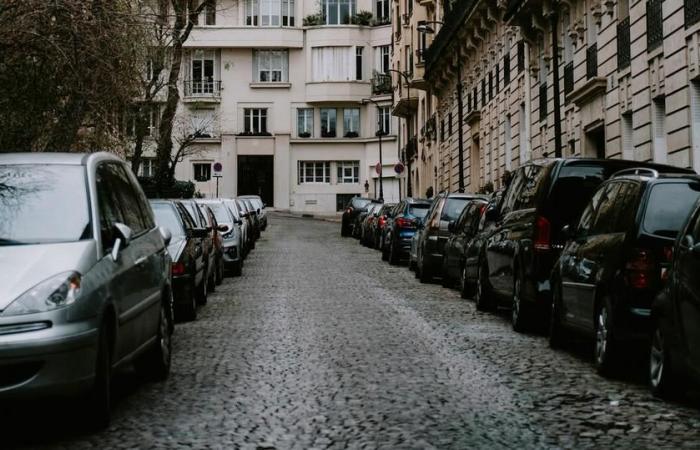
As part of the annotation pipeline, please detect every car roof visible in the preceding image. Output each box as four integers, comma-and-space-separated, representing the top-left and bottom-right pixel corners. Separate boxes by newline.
0, 151, 121, 166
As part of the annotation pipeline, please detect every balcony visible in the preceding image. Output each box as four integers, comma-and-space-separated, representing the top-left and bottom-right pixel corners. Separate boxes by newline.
305, 81, 370, 103
586, 44, 598, 79
371, 73, 392, 96
647, 0, 663, 51
185, 27, 303, 49
617, 17, 631, 70
687, 0, 700, 28
183, 80, 221, 102
392, 80, 419, 117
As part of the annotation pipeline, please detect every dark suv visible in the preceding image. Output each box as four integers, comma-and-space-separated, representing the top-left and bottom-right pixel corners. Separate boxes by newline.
416, 193, 485, 283
341, 197, 373, 237
550, 169, 700, 375
475, 159, 694, 332
382, 198, 431, 264
649, 196, 700, 397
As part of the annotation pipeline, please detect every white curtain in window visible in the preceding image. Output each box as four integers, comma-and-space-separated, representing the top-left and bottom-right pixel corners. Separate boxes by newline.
312, 47, 354, 81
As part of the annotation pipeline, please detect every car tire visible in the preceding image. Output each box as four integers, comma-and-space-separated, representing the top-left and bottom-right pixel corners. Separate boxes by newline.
388, 241, 399, 265
381, 246, 389, 261
475, 260, 494, 311
418, 255, 431, 283
196, 271, 208, 306
215, 257, 224, 285
649, 321, 682, 398
594, 298, 618, 376
207, 263, 216, 293
341, 224, 350, 237
135, 296, 173, 382
459, 264, 474, 299
85, 323, 111, 430
441, 256, 453, 288
179, 282, 197, 322
549, 281, 566, 349
511, 269, 529, 333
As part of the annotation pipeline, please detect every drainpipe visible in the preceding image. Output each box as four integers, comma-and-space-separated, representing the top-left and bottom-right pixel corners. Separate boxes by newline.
550, 7, 563, 158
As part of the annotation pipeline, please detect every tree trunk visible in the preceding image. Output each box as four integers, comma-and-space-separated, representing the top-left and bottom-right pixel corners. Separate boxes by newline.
131, 105, 150, 175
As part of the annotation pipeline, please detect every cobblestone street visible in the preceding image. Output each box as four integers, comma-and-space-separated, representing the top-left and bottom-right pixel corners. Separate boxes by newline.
8, 213, 700, 449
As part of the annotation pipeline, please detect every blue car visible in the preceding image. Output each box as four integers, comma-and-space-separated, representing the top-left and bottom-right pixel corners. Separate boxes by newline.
382, 198, 431, 265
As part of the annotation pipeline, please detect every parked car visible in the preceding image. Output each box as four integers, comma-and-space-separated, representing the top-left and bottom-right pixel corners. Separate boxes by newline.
197, 199, 244, 276
476, 158, 694, 332
441, 197, 490, 289
151, 200, 209, 319
237, 199, 257, 251
0, 152, 173, 428
353, 200, 382, 239
549, 169, 700, 375
180, 199, 219, 291
649, 196, 700, 397
383, 198, 432, 265
341, 197, 373, 237
198, 203, 225, 285
224, 199, 250, 258
360, 202, 383, 247
371, 203, 397, 249
415, 193, 485, 282
239, 195, 268, 231
240, 198, 262, 239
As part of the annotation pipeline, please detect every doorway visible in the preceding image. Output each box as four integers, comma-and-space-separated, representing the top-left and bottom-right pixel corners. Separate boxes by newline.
237, 155, 274, 206
584, 122, 606, 159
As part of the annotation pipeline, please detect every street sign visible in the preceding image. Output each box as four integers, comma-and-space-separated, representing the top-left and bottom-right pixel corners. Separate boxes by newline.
394, 163, 405, 174
375, 163, 382, 175
213, 162, 223, 176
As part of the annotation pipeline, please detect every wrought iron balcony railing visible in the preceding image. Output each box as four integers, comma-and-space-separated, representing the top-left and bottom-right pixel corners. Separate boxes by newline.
184, 80, 222, 97
617, 16, 631, 70
371, 73, 392, 95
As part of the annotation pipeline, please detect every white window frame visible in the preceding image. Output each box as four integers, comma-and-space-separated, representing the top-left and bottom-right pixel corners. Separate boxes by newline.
377, 106, 391, 135
320, 108, 337, 137
200, 0, 216, 25
323, 0, 356, 25
375, 0, 390, 21
253, 50, 289, 82
244, 108, 268, 134
297, 108, 314, 137
140, 158, 156, 178
193, 162, 212, 182
191, 49, 216, 94
375, 45, 390, 74
246, 0, 295, 26
343, 108, 360, 137
337, 161, 359, 183
298, 161, 331, 184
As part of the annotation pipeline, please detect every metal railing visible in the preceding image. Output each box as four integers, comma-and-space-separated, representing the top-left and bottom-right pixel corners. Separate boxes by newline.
564, 62, 574, 96
647, 0, 663, 51
687, 0, 700, 27
184, 80, 222, 97
371, 73, 392, 95
586, 44, 598, 79
617, 17, 631, 70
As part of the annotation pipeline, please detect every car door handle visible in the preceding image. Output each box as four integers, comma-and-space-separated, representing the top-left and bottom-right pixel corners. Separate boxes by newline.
135, 256, 148, 266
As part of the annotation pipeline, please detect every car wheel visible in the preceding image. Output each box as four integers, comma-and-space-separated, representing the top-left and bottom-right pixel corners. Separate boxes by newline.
594, 300, 618, 376
459, 264, 474, 299
649, 322, 681, 397
388, 241, 399, 265
196, 271, 208, 306
179, 281, 197, 322
207, 263, 216, 293
511, 270, 528, 332
418, 254, 431, 283
441, 255, 453, 288
85, 323, 111, 430
475, 260, 493, 311
549, 281, 566, 348
341, 225, 350, 237
135, 296, 173, 381
215, 257, 224, 285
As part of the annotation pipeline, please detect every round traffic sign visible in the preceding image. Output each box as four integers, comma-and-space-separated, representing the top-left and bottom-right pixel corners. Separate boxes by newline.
213, 162, 223, 172
375, 163, 382, 175
394, 163, 405, 174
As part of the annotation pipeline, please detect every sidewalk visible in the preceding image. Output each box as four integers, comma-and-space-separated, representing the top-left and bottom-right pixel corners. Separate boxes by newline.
268, 209, 342, 224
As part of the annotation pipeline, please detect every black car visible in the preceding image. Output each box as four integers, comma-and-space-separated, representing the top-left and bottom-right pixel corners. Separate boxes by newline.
180, 199, 219, 291
650, 196, 700, 397
151, 200, 209, 321
241, 198, 261, 240
237, 198, 257, 251
341, 197, 372, 237
353, 200, 382, 239
415, 193, 485, 282
371, 203, 397, 249
382, 198, 431, 265
441, 197, 489, 289
549, 169, 700, 375
360, 202, 383, 247
475, 158, 694, 332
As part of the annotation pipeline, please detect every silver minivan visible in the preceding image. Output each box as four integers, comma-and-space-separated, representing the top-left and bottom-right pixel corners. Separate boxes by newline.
0, 152, 174, 428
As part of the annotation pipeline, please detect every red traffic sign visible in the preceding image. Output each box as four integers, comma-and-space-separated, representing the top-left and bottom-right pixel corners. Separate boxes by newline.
394, 163, 405, 174
375, 163, 382, 175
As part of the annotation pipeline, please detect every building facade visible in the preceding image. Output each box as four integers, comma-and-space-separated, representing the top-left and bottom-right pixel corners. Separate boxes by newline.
138, 0, 400, 214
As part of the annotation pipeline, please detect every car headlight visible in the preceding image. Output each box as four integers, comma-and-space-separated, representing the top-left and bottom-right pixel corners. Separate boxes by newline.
2, 272, 81, 317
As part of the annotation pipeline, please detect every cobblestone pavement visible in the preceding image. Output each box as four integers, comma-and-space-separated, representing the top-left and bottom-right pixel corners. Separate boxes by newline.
7, 213, 700, 449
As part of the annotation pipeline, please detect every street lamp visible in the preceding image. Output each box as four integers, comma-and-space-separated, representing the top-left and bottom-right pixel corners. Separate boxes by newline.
362, 98, 386, 202
418, 21, 466, 193
386, 68, 413, 197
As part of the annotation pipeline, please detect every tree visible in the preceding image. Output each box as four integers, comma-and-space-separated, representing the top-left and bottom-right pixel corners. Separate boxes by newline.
0, 0, 147, 152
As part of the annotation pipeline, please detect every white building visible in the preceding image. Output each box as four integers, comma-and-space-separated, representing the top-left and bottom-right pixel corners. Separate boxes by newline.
142, 0, 401, 214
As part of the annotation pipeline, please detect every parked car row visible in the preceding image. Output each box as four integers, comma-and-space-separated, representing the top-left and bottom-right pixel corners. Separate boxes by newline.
0, 152, 268, 429
343, 157, 700, 398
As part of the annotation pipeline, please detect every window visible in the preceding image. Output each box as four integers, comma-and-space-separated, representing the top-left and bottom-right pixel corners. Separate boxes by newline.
126, 105, 158, 138
200, 0, 216, 25
343, 108, 360, 137
489, 70, 493, 100
312, 47, 357, 81
692, 81, 700, 172
652, 98, 667, 163
356, 47, 363, 80
323, 0, 356, 25
191, 108, 216, 138
377, 106, 391, 135
194, 163, 212, 182
244, 108, 268, 134
109, 164, 150, 235
337, 161, 360, 183
321, 108, 337, 137
448, 112, 452, 135
191, 49, 215, 93
473, 87, 478, 110
590, 183, 623, 235
517, 40, 525, 72
140, 158, 156, 178
375, 45, 391, 73
298, 161, 331, 183
246, 0, 295, 26
253, 50, 288, 82
375, 0, 390, 22
622, 113, 633, 160
481, 78, 486, 105
297, 108, 313, 137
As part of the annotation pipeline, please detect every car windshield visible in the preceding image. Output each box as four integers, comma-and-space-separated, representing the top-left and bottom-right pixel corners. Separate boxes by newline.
0, 164, 90, 245
208, 202, 233, 224
182, 202, 202, 226
441, 198, 469, 221
151, 203, 185, 237
409, 204, 430, 218
224, 201, 241, 220
643, 182, 700, 238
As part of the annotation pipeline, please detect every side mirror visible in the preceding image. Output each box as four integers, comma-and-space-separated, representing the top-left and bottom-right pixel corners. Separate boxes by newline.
448, 221, 456, 232
111, 222, 132, 261
683, 235, 700, 255
159, 226, 172, 246
217, 224, 230, 233
190, 227, 208, 239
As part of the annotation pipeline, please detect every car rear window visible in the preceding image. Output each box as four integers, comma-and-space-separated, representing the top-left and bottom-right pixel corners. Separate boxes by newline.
151, 203, 185, 237
643, 182, 700, 238
409, 204, 430, 218
352, 198, 371, 209
441, 198, 469, 221
547, 165, 608, 226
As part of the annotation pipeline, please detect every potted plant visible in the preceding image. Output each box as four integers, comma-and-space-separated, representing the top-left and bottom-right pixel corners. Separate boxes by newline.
352, 11, 373, 25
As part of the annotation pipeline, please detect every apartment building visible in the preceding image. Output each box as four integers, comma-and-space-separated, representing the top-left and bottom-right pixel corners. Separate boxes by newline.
137, 0, 400, 214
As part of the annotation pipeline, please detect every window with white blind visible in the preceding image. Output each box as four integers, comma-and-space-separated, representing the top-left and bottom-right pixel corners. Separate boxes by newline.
337, 161, 359, 183
244, 108, 268, 134
311, 47, 356, 81
297, 108, 313, 137
692, 81, 700, 172
298, 161, 331, 184
321, 108, 337, 137
246, 0, 295, 26
621, 113, 634, 160
377, 106, 391, 135
343, 108, 360, 137
651, 98, 667, 164
253, 50, 288, 82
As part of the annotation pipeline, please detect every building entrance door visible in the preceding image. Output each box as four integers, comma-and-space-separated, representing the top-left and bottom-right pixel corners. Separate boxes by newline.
237, 155, 274, 206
